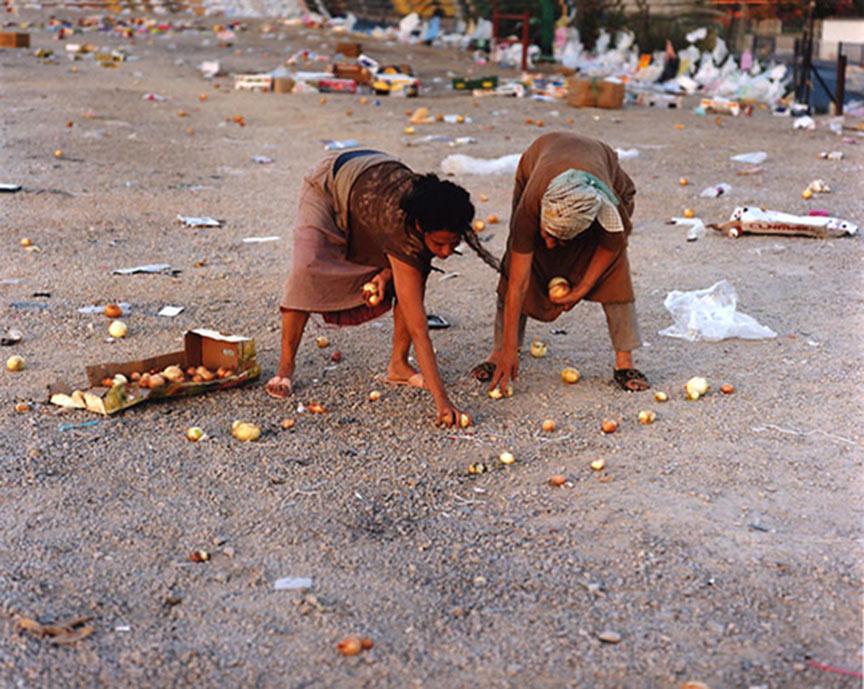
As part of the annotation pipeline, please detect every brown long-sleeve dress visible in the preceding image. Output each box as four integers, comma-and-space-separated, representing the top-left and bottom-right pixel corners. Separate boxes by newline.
280, 152, 433, 325
498, 132, 637, 322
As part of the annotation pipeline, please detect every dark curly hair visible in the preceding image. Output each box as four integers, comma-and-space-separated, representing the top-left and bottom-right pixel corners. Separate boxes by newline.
400, 173, 501, 273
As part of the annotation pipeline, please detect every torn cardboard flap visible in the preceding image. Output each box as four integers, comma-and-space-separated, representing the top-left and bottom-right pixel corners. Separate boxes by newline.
50, 329, 260, 415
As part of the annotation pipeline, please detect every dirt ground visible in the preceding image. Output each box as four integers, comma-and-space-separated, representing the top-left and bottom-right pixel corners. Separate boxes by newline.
1, 16, 863, 689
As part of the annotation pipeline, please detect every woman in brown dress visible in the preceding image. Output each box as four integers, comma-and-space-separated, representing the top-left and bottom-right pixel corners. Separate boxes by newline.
267, 149, 498, 428
473, 132, 650, 394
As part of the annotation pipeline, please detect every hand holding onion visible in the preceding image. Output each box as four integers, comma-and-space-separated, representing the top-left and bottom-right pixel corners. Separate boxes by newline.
362, 269, 391, 308
435, 400, 471, 429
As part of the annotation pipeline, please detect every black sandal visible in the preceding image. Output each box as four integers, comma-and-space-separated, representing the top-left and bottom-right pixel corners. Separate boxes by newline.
470, 361, 495, 382
613, 368, 650, 392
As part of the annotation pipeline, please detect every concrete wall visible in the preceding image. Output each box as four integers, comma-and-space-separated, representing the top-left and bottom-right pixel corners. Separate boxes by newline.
819, 18, 864, 60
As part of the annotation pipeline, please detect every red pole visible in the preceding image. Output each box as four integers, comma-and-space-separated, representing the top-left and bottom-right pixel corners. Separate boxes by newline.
521, 11, 529, 71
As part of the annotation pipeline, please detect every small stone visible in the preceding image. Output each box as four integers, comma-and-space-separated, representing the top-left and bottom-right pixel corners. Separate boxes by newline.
472, 575, 486, 587
597, 630, 621, 644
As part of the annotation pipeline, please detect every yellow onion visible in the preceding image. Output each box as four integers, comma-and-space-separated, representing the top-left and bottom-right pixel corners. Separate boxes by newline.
561, 367, 581, 384
685, 377, 709, 400
6, 355, 25, 372
530, 340, 547, 358
186, 427, 205, 442
638, 410, 656, 425
162, 365, 184, 383
108, 320, 128, 339
547, 277, 570, 301
231, 420, 261, 442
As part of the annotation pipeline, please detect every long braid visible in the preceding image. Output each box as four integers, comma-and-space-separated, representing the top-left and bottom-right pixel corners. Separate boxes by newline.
462, 229, 502, 274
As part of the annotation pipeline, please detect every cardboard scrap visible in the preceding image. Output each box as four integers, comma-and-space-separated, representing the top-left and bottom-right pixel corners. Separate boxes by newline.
49, 329, 261, 415
15, 615, 94, 645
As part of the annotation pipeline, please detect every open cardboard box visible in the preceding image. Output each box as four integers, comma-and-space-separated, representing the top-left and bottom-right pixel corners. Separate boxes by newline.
49, 329, 261, 415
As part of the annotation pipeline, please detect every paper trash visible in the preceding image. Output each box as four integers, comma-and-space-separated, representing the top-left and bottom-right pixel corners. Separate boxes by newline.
177, 215, 222, 228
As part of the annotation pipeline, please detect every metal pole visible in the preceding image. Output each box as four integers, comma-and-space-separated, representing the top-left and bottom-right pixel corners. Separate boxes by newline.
836, 43, 846, 116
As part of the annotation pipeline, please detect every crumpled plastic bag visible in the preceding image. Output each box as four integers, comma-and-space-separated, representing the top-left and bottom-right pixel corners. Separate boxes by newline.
441, 153, 520, 176
659, 280, 777, 342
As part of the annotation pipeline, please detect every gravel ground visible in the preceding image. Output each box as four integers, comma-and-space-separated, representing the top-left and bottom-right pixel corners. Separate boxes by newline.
1, 16, 863, 689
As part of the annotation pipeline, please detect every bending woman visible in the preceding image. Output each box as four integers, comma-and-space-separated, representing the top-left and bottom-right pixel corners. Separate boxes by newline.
267, 149, 498, 428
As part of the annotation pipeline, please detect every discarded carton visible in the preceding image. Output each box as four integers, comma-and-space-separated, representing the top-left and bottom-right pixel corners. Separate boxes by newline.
234, 74, 273, 92
333, 63, 372, 85
0, 32, 30, 49
452, 76, 498, 91
565, 79, 589, 107
318, 78, 357, 94
336, 42, 362, 58
49, 329, 260, 415
596, 81, 625, 109
273, 77, 295, 94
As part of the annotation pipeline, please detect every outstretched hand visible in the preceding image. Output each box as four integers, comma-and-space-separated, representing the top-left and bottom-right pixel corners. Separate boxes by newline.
487, 349, 519, 395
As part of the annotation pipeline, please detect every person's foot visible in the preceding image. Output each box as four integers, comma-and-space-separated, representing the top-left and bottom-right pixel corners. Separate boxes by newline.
265, 375, 293, 399
386, 361, 426, 389
470, 361, 495, 383
613, 368, 650, 392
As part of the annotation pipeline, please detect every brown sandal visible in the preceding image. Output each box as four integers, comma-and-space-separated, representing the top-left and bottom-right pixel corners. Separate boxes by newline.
613, 368, 650, 392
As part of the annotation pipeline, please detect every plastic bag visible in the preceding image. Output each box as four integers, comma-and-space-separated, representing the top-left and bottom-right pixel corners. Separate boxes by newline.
730, 151, 767, 164
441, 153, 520, 176
659, 280, 777, 342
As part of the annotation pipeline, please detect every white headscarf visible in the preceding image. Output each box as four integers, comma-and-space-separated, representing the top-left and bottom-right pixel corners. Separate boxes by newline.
541, 169, 624, 240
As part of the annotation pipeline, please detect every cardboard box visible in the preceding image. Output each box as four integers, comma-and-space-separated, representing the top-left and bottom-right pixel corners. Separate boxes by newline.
273, 76, 295, 94
49, 329, 261, 415
566, 77, 598, 108
333, 63, 372, 85
565, 77, 625, 110
336, 41, 362, 58
0, 32, 30, 49
596, 81, 625, 109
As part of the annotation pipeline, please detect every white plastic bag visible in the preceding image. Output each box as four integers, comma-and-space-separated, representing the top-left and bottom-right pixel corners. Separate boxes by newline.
730, 151, 767, 164
441, 153, 520, 176
660, 280, 777, 342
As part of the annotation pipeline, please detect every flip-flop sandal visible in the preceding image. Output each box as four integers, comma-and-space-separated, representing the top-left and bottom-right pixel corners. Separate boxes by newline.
613, 368, 650, 392
470, 361, 495, 382
265, 376, 293, 400
386, 372, 427, 389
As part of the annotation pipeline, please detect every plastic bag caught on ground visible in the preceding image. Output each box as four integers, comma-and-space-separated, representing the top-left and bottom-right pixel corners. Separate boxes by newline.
730, 151, 767, 164
441, 153, 520, 176
660, 280, 777, 341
